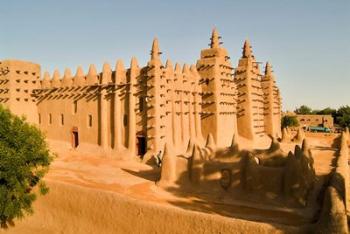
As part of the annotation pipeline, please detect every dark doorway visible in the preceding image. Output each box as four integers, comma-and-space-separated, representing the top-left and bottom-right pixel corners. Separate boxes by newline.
137, 135, 146, 157
71, 127, 79, 148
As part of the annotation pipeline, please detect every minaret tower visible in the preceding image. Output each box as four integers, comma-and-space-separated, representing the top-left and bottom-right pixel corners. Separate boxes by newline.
196, 29, 237, 148
261, 62, 281, 138
145, 38, 166, 155
234, 40, 265, 140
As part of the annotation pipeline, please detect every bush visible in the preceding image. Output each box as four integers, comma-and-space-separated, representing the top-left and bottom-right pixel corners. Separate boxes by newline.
0, 105, 53, 228
281, 115, 299, 128
336, 105, 350, 129
295, 105, 312, 115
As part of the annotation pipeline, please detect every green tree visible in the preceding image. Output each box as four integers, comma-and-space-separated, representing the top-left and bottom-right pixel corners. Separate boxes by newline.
0, 105, 53, 228
295, 105, 313, 114
316, 107, 337, 116
281, 115, 299, 128
336, 105, 350, 128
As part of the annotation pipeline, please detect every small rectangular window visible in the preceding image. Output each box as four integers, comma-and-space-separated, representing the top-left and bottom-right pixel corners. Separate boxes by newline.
61, 114, 64, 125
88, 115, 92, 127
73, 100, 78, 114
38, 114, 41, 124
49, 114, 52, 124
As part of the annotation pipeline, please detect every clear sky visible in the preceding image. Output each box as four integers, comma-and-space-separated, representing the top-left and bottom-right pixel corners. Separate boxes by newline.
1, 0, 349, 111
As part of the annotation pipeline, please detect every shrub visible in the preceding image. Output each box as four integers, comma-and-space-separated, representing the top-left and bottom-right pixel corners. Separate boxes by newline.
0, 105, 53, 228
281, 115, 299, 128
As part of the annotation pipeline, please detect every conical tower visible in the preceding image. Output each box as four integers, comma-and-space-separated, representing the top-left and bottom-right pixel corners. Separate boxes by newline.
163, 59, 175, 148
261, 62, 282, 138
145, 38, 166, 156
127, 57, 140, 155
196, 28, 237, 148
234, 40, 265, 140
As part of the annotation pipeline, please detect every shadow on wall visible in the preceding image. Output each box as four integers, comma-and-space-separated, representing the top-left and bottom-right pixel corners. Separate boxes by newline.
314, 130, 349, 233
122, 135, 315, 231
122, 131, 350, 233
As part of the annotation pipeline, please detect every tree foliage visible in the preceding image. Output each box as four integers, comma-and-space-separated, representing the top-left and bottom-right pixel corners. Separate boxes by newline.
314, 107, 337, 116
281, 115, 299, 128
0, 105, 53, 228
295, 105, 312, 115
335, 105, 350, 128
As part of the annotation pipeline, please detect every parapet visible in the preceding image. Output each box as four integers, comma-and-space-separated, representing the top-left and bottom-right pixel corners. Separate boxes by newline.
38, 59, 199, 90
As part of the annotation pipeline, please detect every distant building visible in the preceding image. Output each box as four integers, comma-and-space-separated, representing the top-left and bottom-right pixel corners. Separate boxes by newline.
283, 112, 334, 129
296, 114, 334, 129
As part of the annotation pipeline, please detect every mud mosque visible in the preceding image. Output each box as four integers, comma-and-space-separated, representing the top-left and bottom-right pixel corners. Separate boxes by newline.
0, 29, 281, 161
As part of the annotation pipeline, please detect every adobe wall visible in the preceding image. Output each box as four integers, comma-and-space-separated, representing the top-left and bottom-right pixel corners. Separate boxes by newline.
315, 132, 349, 233
38, 67, 111, 153
242, 154, 284, 195
239, 141, 316, 206
0, 60, 40, 123
37, 61, 145, 156
1, 180, 295, 234
1, 30, 283, 160
36, 49, 204, 159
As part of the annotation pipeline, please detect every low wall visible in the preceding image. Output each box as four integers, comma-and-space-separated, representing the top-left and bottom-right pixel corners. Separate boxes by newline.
315, 133, 349, 233
1, 180, 295, 234
244, 158, 284, 195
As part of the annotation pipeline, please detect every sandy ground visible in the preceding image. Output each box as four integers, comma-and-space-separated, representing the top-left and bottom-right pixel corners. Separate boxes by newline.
0, 133, 339, 233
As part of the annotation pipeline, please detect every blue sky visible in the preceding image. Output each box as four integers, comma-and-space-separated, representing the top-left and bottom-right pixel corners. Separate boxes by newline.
1, 0, 349, 110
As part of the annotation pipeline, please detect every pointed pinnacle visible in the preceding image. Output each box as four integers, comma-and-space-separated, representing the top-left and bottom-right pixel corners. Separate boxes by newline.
130, 57, 139, 69
190, 65, 200, 78
43, 71, 50, 80
88, 64, 97, 76
165, 59, 173, 69
211, 27, 220, 48
174, 63, 182, 73
115, 59, 125, 71
192, 144, 202, 160
265, 62, 272, 76
243, 39, 252, 58
182, 64, 190, 73
302, 139, 309, 154
102, 62, 111, 73
75, 66, 84, 77
63, 68, 72, 78
52, 69, 61, 80
151, 38, 161, 60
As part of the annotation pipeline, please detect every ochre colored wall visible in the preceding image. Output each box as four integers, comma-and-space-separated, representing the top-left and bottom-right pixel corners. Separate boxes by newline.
0, 60, 40, 123
0, 31, 283, 158
197, 30, 237, 148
